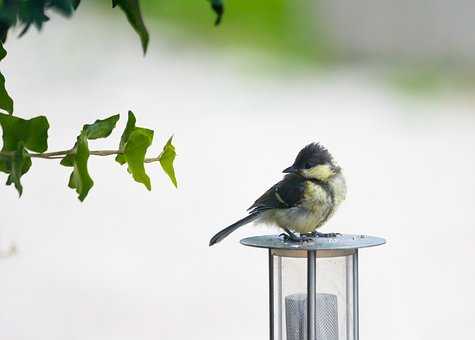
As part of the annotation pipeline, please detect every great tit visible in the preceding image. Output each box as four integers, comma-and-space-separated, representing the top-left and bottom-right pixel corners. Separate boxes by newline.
209, 143, 347, 246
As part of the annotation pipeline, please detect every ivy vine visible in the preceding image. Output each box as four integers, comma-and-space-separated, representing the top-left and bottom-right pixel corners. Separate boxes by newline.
0, 106, 178, 201
0, 0, 225, 200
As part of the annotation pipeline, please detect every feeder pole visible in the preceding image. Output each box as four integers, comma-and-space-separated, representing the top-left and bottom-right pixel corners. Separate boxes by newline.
269, 249, 274, 340
307, 250, 317, 340
353, 250, 359, 340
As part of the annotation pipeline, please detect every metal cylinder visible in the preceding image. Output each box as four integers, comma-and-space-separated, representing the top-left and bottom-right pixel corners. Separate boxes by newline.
241, 234, 385, 340
307, 251, 317, 340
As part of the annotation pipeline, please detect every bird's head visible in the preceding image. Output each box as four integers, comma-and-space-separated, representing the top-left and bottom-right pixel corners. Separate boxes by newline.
283, 143, 340, 181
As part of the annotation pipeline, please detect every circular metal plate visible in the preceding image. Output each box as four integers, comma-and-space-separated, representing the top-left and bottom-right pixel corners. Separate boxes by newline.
240, 234, 386, 251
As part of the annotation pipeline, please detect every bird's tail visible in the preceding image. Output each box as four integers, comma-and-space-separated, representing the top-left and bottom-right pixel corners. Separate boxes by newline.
209, 213, 260, 246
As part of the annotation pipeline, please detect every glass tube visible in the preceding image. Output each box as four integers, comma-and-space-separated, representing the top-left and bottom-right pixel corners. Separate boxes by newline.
269, 249, 358, 340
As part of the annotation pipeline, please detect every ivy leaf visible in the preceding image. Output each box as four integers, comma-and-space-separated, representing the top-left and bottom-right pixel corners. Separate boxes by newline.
0, 43, 13, 114
112, 0, 149, 54
0, 0, 79, 41
61, 132, 92, 202
60, 153, 75, 167
0, 24, 9, 43
83, 114, 119, 139
210, 0, 224, 26
122, 128, 153, 190
0, 72, 11, 114
5, 142, 31, 196
115, 111, 154, 190
0, 113, 48, 195
72, 0, 82, 10
49, 0, 76, 16
116, 110, 136, 165
0, 113, 49, 152
159, 136, 177, 188
0, 43, 6, 61
61, 114, 119, 201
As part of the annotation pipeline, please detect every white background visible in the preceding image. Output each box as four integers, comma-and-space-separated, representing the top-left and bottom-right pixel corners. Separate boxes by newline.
1, 7, 474, 340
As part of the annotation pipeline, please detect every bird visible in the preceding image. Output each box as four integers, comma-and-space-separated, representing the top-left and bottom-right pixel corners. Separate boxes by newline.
209, 143, 347, 246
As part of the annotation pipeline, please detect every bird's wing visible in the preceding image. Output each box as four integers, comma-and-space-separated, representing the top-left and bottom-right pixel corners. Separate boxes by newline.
248, 174, 306, 213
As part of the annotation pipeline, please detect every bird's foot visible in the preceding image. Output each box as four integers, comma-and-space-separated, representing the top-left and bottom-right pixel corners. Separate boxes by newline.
310, 231, 341, 238
280, 229, 314, 243
279, 230, 301, 242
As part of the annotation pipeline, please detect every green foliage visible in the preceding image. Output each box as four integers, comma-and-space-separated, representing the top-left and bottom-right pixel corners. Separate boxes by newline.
0, 0, 76, 41
0, 43, 13, 114
65, 133, 92, 201
0, 113, 49, 195
0, 112, 177, 200
0, 113, 49, 153
0, 0, 151, 49
122, 128, 154, 190
159, 136, 177, 188
112, 0, 149, 53
6, 142, 30, 195
0, 1, 190, 201
60, 114, 119, 201
116, 110, 136, 165
116, 111, 153, 190
83, 114, 120, 139
141, 0, 325, 63
0, 1, 221, 48
209, 0, 224, 26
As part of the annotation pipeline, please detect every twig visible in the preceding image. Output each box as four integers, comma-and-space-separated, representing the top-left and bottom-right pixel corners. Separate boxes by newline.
144, 156, 161, 163
0, 149, 161, 163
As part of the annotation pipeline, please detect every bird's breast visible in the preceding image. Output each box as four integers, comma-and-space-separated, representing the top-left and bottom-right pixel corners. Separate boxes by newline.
259, 173, 346, 234
302, 181, 330, 212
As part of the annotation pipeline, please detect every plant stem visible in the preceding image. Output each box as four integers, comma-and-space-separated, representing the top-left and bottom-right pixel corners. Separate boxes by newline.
144, 156, 161, 163
0, 149, 161, 163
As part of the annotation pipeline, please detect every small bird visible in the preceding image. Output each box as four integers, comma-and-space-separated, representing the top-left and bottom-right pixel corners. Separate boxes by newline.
209, 143, 347, 246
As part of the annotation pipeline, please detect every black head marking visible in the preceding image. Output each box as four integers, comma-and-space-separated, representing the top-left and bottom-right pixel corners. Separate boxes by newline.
293, 143, 333, 170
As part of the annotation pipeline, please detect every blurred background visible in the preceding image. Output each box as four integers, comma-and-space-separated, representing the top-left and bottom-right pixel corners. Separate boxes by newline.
1, 1, 475, 339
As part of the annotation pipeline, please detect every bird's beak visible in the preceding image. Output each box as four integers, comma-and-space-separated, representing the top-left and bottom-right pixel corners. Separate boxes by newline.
283, 165, 298, 174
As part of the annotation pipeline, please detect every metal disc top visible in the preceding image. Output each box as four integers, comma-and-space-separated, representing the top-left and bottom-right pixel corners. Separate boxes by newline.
240, 234, 386, 251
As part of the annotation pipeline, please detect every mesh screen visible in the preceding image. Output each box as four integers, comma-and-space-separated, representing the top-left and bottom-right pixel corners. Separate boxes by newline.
285, 293, 339, 340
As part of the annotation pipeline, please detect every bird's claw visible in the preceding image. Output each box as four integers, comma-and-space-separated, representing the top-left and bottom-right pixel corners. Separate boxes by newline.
311, 231, 341, 238
280, 229, 341, 243
299, 235, 314, 242
279, 232, 313, 243
280, 233, 301, 242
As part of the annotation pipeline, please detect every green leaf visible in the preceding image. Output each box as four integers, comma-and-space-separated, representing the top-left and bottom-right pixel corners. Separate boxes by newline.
0, 43, 13, 114
116, 110, 136, 165
0, 113, 48, 195
0, 0, 79, 41
5, 142, 31, 196
83, 114, 119, 140
60, 153, 75, 167
0, 44, 6, 60
112, 0, 149, 54
115, 111, 154, 190
61, 114, 118, 201
159, 136, 177, 188
72, 0, 82, 10
64, 133, 93, 202
50, 0, 75, 16
0, 113, 49, 152
210, 0, 224, 26
0, 71, 13, 114
60, 133, 92, 202
122, 128, 153, 190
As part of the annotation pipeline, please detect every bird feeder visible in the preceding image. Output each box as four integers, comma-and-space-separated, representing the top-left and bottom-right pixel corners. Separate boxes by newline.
240, 234, 385, 340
